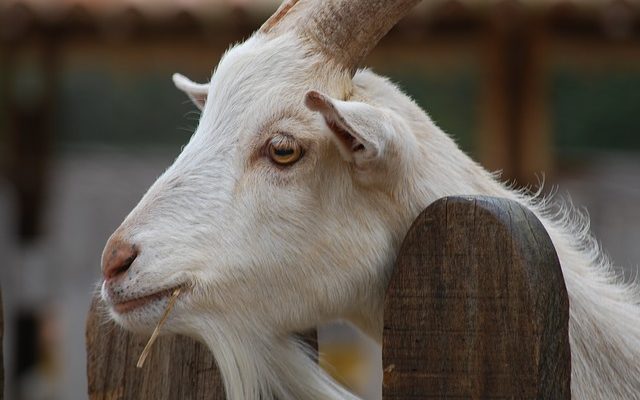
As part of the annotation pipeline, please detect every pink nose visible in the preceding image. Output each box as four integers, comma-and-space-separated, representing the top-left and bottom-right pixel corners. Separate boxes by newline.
102, 238, 138, 281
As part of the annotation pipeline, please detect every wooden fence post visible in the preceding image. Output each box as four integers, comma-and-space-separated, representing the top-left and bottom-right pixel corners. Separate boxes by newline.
85, 296, 225, 400
86, 297, 317, 399
382, 196, 571, 399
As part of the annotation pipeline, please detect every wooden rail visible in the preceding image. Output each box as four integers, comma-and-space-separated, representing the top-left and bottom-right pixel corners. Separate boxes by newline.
85, 196, 571, 399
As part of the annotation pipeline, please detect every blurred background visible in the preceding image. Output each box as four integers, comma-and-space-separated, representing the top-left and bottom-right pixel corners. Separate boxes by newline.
0, 0, 639, 399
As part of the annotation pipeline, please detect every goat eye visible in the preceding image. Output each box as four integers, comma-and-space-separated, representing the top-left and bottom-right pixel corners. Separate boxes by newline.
268, 137, 302, 166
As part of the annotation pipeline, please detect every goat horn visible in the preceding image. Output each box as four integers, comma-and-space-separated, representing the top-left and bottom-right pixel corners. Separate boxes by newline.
260, 0, 421, 73
260, 0, 303, 34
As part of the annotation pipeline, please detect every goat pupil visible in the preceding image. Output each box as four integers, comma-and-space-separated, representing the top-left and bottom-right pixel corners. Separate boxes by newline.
275, 148, 294, 156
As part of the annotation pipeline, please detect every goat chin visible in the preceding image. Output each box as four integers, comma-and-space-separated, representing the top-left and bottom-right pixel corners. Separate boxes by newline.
194, 320, 360, 400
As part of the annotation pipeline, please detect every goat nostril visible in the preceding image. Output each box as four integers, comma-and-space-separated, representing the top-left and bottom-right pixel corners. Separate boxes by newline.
119, 253, 136, 273
103, 242, 138, 281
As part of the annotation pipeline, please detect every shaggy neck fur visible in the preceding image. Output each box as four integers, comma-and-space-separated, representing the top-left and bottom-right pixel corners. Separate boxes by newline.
194, 69, 640, 399
405, 120, 640, 400
198, 321, 359, 400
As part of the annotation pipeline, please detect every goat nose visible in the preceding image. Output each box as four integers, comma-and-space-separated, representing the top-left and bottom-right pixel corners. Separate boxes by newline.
102, 239, 138, 281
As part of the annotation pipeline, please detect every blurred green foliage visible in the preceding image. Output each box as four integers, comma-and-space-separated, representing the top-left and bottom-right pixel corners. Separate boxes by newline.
51, 62, 639, 157
383, 67, 478, 155
53, 64, 479, 154
552, 68, 640, 154
56, 67, 196, 151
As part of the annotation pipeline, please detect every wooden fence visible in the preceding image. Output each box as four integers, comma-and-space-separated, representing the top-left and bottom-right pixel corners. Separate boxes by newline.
85, 196, 571, 399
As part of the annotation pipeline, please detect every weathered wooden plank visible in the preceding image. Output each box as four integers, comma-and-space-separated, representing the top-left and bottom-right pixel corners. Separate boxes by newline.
85, 296, 225, 400
382, 196, 571, 399
86, 295, 319, 399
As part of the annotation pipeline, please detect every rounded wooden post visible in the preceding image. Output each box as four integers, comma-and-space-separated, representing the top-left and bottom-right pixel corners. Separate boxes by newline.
383, 196, 571, 399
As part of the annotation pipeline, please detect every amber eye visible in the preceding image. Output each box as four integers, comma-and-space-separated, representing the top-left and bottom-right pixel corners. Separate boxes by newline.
268, 136, 303, 166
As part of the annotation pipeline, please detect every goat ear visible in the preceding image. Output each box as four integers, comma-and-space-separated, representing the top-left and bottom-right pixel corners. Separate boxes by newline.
305, 90, 392, 166
172, 73, 208, 111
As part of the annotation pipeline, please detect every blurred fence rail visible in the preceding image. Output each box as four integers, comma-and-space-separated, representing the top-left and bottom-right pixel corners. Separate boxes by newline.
1, 0, 640, 38
85, 196, 571, 399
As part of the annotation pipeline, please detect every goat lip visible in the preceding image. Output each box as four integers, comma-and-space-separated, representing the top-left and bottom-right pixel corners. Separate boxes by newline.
111, 286, 182, 314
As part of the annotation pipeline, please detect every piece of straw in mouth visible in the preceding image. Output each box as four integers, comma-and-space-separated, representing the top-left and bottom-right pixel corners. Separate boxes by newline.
136, 288, 181, 368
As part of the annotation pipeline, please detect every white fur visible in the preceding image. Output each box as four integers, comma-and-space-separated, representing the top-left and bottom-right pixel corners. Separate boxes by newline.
172, 73, 209, 110
101, 30, 640, 400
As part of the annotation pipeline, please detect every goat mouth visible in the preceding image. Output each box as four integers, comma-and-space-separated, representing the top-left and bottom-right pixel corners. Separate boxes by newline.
112, 286, 183, 314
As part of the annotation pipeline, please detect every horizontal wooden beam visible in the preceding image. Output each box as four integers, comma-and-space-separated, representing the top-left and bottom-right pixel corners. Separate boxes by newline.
1, 1, 639, 43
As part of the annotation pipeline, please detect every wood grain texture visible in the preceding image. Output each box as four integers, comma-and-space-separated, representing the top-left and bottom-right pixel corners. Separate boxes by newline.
86, 296, 225, 400
382, 196, 571, 399
86, 296, 319, 400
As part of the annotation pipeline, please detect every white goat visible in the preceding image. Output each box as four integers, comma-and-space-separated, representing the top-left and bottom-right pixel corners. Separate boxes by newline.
100, 1, 640, 399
